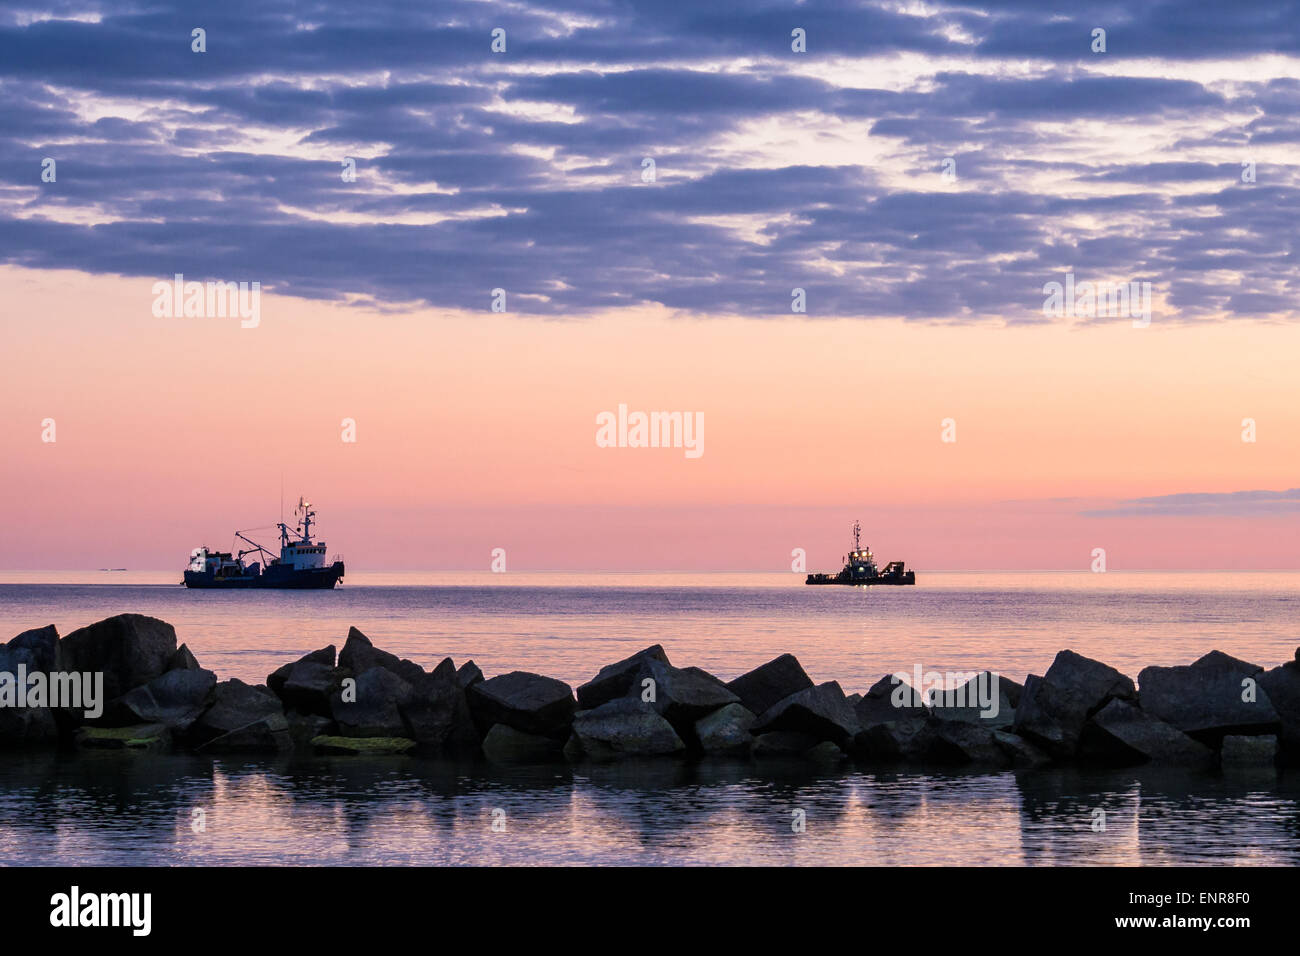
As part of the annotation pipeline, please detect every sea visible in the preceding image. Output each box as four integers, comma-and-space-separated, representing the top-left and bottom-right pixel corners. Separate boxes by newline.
0, 570, 1297, 866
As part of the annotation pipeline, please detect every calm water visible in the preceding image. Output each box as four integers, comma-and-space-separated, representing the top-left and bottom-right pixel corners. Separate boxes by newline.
0, 571, 1297, 866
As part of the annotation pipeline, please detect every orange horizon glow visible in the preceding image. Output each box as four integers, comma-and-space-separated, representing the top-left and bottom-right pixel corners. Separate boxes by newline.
3, 265, 1298, 571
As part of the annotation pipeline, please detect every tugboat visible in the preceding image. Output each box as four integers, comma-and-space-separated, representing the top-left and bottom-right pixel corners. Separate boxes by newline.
183, 498, 345, 589
805, 521, 915, 586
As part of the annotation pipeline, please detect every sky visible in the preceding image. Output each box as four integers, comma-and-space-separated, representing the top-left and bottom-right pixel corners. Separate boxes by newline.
1, 0, 1298, 570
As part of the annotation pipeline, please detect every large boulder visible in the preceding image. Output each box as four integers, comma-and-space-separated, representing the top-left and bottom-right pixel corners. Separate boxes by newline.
166, 644, 201, 672
695, 703, 757, 754
268, 645, 335, 697
929, 671, 1021, 729
59, 614, 177, 700
337, 627, 426, 685
725, 654, 814, 717
1012, 650, 1136, 757
456, 660, 484, 689
5, 625, 61, 672
0, 626, 63, 745
190, 679, 291, 752
330, 667, 414, 737
1138, 651, 1279, 742
482, 724, 565, 763
397, 670, 480, 753
286, 712, 335, 750
468, 671, 575, 738
1258, 654, 1300, 762
851, 674, 935, 761
754, 681, 858, 745
1079, 699, 1213, 767
570, 698, 685, 760
277, 651, 344, 718
643, 661, 738, 730
575, 645, 670, 709
992, 730, 1051, 768
111, 668, 217, 730
930, 721, 1008, 765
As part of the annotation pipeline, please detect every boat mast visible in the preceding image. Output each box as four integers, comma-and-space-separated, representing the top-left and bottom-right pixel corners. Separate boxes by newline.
853, 519, 861, 552
298, 497, 314, 543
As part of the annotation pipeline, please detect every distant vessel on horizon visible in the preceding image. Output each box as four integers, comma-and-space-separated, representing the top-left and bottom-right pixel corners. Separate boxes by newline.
805, 521, 915, 586
183, 497, 345, 589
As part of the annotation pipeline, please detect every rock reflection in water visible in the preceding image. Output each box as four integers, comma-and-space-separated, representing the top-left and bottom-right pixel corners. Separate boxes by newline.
0, 755, 1296, 866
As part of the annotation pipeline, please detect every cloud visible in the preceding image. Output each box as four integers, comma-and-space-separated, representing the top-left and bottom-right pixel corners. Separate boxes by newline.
1, 0, 1298, 319
1082, 489, 1300, 517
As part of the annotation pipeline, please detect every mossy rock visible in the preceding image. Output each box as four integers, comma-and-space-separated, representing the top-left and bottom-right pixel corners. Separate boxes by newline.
310, 735, 416, 755
77, 723, 170, 751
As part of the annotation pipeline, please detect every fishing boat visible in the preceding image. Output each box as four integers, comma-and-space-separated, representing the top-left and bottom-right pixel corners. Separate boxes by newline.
805, 521, 915, 586
183, 498, 345, 589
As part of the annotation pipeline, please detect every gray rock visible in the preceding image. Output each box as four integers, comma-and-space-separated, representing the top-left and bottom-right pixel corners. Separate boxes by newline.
482, 724, 565, 763
167, 644, 201, 672
189, 678, 285, 749
575, 645, 671, 709
931, 721, 1009, 765
853, 716, 937, 761
0, 626, 63, 745
851, 674, 934, 761
854, 674, 929, 725
643, 660, 739, 728
397, 670, 479, 753
456, 660, 484, 689
330, 667, 414, 737
200, 712, 292, 753
338, 627, 426, 685
468, 671, 575, 738
268, 645, 335, 699
286, 712, 335, 750
992, 730, 1052, 768
1221, 734, 1277, 768
279, 658, 342, 717
929, 671, 1022, 729
1255, 659, 1300, 761
113, 668, 217, 731
755, 681, 858, 745
725, 654, 814, 717
1012, 651, 1136, 757
1079, 699, 1213, 767
59, 614, 177, 700
695, 703, 757, 754
570, 698, 685, 760
430, 657, 457, 682
1138, 651, 1279, 740
6, 625, 60, 672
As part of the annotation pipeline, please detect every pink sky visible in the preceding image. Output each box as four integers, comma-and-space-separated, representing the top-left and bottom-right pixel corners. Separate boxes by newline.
3, 265, 1298, 570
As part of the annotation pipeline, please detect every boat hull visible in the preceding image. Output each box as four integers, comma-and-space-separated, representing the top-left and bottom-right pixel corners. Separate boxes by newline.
805, 571, 915, 586
183, 561, 345, 589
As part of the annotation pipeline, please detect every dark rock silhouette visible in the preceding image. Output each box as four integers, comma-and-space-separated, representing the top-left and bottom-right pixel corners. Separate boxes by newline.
725, 653, 813, 716
0, 616, 1292, 773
